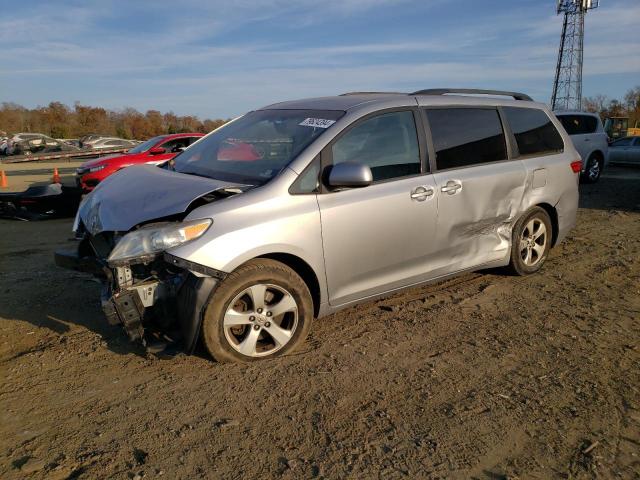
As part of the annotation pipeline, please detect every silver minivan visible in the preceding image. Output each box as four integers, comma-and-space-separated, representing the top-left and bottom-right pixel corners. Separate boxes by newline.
56, 89, 580, 362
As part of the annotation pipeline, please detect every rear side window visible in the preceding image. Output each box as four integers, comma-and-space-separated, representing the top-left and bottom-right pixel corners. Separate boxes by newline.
557, 114, 598, 135
332, 110, 421, 182
503, 107, 564, 156
426, 108, 507, 170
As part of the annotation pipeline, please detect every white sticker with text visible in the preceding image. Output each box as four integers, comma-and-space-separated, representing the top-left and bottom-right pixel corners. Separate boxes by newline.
299, 118, 336, 128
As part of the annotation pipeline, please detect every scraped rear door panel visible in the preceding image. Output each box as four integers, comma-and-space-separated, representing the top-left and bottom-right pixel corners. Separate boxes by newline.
431, 160, 527, 273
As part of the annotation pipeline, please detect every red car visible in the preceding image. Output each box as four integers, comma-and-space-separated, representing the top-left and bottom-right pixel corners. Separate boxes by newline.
75, 133, 204, 192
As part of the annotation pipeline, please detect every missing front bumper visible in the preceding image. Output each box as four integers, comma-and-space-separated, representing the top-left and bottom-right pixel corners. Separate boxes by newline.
102, 286, 146, 343
55, 248, 221, 352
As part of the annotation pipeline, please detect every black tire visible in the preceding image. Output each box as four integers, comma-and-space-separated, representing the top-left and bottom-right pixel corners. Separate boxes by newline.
581, 153, 602, 184
202, 259, 313, 363
507, 207, 553, 276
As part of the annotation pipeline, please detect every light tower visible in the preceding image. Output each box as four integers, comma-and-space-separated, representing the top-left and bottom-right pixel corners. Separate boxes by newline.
551, 0, 599, 111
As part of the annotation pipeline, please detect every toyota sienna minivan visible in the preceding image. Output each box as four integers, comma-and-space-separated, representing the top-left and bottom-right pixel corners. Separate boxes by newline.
56, 89, 580, 363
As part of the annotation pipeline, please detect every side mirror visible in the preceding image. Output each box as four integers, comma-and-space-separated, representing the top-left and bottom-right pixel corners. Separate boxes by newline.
326, 162, 373, 189
149, 146, 166, 155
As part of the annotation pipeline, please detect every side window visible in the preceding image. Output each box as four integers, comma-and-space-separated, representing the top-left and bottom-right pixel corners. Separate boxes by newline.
557, 115, 581, 135
331, 110, 421, 182
290, 156, 320, 194
503, 107, 564, 156
161, 139, 189, 153
612, 137, 633, 146
557, 114, 597, 135
582, 115, 598, 134
426, 108, 507, 170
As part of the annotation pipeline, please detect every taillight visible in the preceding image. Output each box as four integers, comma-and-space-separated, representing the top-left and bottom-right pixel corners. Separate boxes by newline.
570, 160, 582, 173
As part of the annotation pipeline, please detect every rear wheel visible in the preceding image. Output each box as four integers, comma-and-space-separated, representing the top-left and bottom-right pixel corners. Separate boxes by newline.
201, 259, 313, 363
581, 153, 602, 183
508, 207, 552, 276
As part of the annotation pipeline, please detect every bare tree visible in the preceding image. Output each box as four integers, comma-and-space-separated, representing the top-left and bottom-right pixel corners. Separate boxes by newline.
583, 94, 608, 115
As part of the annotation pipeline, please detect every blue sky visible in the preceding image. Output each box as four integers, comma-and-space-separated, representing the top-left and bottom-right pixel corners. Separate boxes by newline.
1, 0, 639, 119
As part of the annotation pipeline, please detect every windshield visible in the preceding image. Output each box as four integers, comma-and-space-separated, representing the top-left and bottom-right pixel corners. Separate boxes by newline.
173, 109, 344, 184
127, 135, 165, 154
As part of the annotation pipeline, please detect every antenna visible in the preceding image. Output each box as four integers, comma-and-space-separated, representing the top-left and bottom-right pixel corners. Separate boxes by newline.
551, 0, 599, 111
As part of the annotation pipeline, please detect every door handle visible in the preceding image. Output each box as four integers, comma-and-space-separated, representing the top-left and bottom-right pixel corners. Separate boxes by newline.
410, 186, 434, 201
441, 181, 462, 194
584, 138, 591, 142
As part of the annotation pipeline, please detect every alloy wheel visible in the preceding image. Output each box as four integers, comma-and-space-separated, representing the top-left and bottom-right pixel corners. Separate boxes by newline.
223, 283, 298, 357
519, 218, 547, 266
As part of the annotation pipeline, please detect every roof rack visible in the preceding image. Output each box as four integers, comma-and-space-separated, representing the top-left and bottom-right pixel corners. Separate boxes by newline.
339, 91, 404, 96
410, 88, 533, 101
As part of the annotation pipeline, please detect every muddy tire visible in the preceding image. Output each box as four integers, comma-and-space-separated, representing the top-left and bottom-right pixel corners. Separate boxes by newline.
202, 259, 313, 363
507, 207, 552, 276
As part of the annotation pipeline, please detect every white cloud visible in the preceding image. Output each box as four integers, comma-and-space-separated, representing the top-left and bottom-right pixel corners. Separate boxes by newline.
1, 0, 638, 117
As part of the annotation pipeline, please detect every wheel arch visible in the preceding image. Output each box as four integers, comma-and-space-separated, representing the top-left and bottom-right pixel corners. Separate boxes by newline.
256, 252, 322, 318
589, 149, 605, 165
535, 202, 559, 247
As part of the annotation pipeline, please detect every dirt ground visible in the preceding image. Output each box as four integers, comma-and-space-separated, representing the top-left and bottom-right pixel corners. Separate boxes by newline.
1, 166, 639, 479
0, 160, 83, 192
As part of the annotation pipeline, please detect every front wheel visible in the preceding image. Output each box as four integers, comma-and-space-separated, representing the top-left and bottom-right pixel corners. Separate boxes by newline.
201, 259, 313, 363
508, 207, 552, 276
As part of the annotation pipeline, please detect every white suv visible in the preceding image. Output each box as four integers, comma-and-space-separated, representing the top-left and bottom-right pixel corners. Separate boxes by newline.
555, 111, 608, 183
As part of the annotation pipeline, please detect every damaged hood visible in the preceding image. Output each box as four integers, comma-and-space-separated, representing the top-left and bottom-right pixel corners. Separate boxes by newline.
78, 165, 246, 234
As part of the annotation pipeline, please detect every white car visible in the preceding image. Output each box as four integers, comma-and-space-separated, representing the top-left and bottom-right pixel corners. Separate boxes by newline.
555, 111, 608, 183
89, 137, 137, 150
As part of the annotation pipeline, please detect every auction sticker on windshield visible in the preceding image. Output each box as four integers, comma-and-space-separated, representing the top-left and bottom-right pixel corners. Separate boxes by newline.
299, 118, 336, 128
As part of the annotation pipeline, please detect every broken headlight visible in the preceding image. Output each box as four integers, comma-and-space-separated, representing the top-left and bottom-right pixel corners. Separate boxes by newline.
107, 219, 212, 265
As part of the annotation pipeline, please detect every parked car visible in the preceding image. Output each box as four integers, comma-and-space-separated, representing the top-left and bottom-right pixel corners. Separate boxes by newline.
12, 136, 80, 156
11, 133, 48, 143
88, 137, 137, 150
56, 89, 579, 363
554, 111, 608, 183
608, 136, 640, 166
75, 133, 204, 191
79, 134, 110, 148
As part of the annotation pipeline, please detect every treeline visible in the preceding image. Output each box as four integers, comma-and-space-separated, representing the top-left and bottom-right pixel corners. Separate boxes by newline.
0, 101, 229, 140
583, 85, 640, 120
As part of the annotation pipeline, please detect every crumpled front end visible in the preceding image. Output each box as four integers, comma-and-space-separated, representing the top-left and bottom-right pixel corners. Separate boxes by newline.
53, 165, 250, 351
55, 220, 225, 351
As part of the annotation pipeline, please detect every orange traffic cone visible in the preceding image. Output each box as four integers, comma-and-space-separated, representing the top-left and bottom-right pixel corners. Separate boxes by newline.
0, 170, 8, 188
52, 167, 61, 184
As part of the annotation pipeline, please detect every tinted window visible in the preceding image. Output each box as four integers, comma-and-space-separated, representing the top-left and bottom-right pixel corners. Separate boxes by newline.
503, 107, 564, 156
332, 110, 421, 182
557, 114, 598, 135
427, 108, 507, 170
